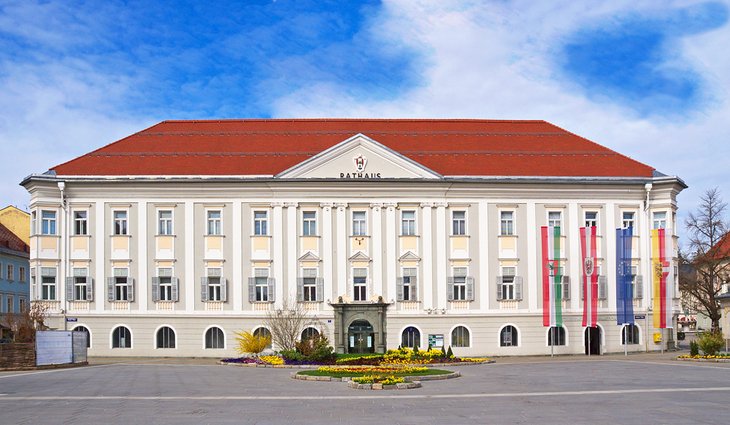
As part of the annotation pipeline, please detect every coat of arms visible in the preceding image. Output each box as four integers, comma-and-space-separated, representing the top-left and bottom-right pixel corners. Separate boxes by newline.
354, 154, 368, 172
584, 258, 594, 276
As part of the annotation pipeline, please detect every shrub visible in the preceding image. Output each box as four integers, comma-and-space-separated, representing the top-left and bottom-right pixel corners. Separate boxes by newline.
697, 331, 724, 356
296, 334, 336, 362
234, 331, 271, 357
677, 331, 685, 341
446, 346, 454, 358
689, 340, 699, 356
279, 349, 305, 362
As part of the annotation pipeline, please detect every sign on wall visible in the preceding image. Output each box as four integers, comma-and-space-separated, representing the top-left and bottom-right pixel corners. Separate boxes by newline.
428, 334, 444, 348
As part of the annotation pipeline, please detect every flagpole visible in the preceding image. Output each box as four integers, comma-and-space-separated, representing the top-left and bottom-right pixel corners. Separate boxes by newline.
588, 328, 591, 357
624, 323, 628, 357
551, 327, 554, 357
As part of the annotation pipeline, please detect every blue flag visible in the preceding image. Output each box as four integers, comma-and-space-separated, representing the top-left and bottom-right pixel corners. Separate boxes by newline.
616, 227, 634, 325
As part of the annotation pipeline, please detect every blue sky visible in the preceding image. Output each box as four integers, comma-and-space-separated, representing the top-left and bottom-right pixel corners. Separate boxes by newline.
2, 0, 730, 240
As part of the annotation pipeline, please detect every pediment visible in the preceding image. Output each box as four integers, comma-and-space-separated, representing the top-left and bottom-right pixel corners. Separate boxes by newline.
398, 251, 421, 262
277, 134, 441, 179
298, 251, 321, 262
348, 251, 372, 262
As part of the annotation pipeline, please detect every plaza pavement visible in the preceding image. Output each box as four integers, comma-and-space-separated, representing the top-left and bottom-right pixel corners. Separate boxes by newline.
1, 351, 728, 424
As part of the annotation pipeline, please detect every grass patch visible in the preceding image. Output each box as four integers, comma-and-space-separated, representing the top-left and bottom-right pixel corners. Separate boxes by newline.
298, 368, 452, 378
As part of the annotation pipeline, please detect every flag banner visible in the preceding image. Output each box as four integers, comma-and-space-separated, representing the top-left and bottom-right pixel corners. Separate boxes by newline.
616, 227, 634, 325
541, 226, 562, 327
581, 226, 598, 327
652, 228, 674, 329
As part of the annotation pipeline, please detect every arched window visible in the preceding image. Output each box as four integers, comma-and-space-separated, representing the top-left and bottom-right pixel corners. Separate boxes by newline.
73, 326, 91, 348
112, 326, 131, 348
253, 327, 272, 349
156, 326, 176, 349
401, 326, 421, 348
500, 325, 518, 347
547, 326, 566, 346
301, 327, 319, 341
451, 326, 470, 348
622, 324, 640, 345
205, 327, 225, 349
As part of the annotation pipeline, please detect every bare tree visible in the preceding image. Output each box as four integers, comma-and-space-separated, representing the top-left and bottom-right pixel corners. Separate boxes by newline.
2, 302, 49, 342
263, 299, 323, 351
680, 188, 730, 331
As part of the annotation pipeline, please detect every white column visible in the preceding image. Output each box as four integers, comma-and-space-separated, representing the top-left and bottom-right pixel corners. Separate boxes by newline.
420, 203, 433, 310
370, 203, 383, 299
526, 202, 538, 312
59, 201, 67, 310
232, 201, 242, 312
95, 202, 105, 313
435, 202, 448, 310
320, 203, 334, 303
384, 203, 397, 302
640, 201, 650, 311
272, 202, 284, 309
568, 203, 581, 312
605, 202, 617, 312
479, 201, 490, 311
286, 202, 298, 303
185, 201, 195, 313
137, 201, 148, 312
335, 203, 348, 298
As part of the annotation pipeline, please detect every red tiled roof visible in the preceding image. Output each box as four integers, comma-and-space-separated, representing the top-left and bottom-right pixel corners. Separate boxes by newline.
0, 223, 29, 254
708, 232, 730, 260
51, 119, 655, 178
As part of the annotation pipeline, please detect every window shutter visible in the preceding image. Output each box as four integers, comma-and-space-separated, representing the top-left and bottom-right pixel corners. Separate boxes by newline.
562, 276, 570, 300
515, 276, 523, 300
297, 278, 304, 302
127, 278, 135, 302
248, 277, 255, 302
635, 275, 643, 299
267, 277, 275, 302
316, 277, 324, 302
66, 277, 74, 301
201, 277, 209, 302
86, 277, 94, 301
466, 277, 474, 301
221, 278, 228, 302
598, 276, 608, 300
151, 277, 160, 302
107, 277, 115, 302
411, 276, 418, 301
172, 277, 179, 302
496, 276, 503, 301
447, 276, 454, 301
396, 277, 404, 301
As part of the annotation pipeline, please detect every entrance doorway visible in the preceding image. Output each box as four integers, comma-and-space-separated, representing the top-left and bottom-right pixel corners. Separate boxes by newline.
584, 326, 601, 355
347, 320, 375, 354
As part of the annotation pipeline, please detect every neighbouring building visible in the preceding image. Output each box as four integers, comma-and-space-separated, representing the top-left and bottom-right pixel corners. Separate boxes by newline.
0, 222, 30, 337
0, 206, 30, 246
21, 119, 685, 357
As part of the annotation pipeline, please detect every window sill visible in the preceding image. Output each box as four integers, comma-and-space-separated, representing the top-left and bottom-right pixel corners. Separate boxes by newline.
251, 234, 271, 238
109, 234, 132, 238
205, 234, 225, 237
71, 234, 92, 238
156, 234, 177, 237
497, 234, 517, 238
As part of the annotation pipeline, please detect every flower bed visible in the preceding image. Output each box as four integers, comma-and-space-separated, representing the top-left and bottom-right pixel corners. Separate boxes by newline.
352, 375, 405, 385
677, 354, 730, 361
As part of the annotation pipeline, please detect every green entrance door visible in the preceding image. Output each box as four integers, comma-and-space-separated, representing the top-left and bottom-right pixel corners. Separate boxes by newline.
347, 320, 375, 354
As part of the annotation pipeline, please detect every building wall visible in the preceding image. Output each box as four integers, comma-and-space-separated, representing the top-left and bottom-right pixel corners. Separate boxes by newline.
26, 179, 681, 357
0, 249, 29, 316
0, 206, 30, 245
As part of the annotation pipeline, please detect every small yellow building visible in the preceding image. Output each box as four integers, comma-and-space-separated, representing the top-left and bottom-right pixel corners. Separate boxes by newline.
0, 206, 30, 245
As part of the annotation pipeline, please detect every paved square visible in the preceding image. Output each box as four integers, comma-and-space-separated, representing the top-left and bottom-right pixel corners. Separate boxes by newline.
1, 354, 728, 424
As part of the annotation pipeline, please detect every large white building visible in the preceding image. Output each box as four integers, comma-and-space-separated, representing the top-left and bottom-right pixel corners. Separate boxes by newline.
22, 119, 685, 357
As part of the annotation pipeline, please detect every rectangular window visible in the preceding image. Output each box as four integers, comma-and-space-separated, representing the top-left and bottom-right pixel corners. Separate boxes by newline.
41, 267, 56, 300
302, 211, 317, 236
353, 268, 367, 301
41, 210, 56, 235
113, 211, 128, 235
114, 269, 129, 301
548, 211, 562, 229
255, 268, 269, 302
401, 211, 416, 236
352, 211, 367, 236
72, 268, 88, 301
19, 297, 26, 312
74, 211, 88, 235
158, 210, 173, 235
302, 268, 317, 302
622, 212, 635, 229
500, 211, 514, 236
6, 295, 13, 313
157, 268, 173, 301
452, 211, 466, 235
7, 264, 13, 281
452, 267, 467, 300
207, 268, 222, 301
19, 266, 26, 282
653, 211, 667, 229
500, 267, 516, 300
207, 210, 222, 235
254, 211, 268, 236
31, 211, 37, 235
402, 268, 417, 301
584, 211, 598, 228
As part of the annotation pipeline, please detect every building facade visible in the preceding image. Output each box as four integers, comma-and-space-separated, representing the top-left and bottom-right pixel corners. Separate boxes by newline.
21, 119, 685, 357
0, 222, 30, 336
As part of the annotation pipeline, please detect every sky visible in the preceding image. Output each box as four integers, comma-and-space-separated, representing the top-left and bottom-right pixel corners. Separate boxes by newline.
1, 0, 729, 242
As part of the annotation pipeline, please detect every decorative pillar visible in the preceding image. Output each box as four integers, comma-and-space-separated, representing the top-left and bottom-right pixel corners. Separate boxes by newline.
420, 203, 434, 310
320, 203, 334, 303
272, 202, 284, 309
335, 203, 348, 298
285, 202, 298, 303
434, 202, 448, 310
370, 203, 383, 299
384, 202, 397, 303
